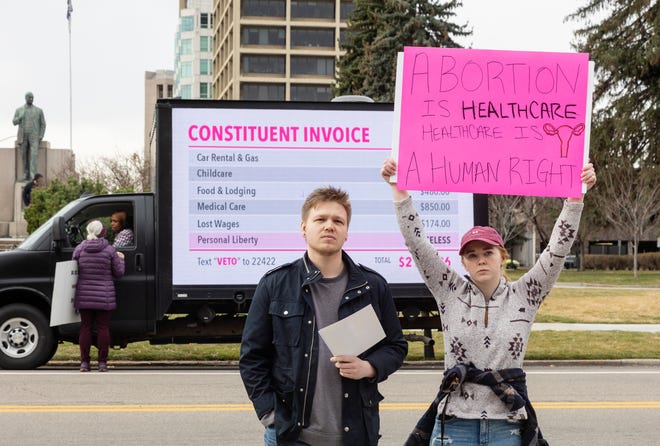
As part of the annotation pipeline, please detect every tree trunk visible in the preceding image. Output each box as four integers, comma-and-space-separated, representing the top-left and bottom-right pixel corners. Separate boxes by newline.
633, 234, 639, 279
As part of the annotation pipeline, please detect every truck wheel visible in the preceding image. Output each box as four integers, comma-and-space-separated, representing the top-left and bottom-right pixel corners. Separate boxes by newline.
0, 304, 57, 369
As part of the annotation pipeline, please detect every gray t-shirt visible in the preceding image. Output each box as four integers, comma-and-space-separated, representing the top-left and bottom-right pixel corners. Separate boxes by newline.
298, 268, 348, 446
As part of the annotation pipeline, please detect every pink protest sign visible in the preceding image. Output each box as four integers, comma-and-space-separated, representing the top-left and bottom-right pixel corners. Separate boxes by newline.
396, 47, 592, 197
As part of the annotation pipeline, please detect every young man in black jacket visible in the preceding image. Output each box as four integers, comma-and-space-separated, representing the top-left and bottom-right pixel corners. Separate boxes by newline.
239, 186, 408, 446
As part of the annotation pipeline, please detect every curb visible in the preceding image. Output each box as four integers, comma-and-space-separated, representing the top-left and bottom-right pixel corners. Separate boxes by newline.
402, 358, 660, 369
43, 358, 660, 369
44, 360, 240, 369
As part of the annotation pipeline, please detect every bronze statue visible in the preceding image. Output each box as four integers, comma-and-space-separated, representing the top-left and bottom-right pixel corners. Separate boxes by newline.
13, 92, 46, 181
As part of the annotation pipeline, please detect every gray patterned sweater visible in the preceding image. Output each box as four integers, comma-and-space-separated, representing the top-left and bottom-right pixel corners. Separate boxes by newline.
395, 196, 583, 420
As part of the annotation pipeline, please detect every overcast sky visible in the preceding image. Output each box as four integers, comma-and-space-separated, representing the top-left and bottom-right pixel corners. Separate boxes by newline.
0, 0, 584, 164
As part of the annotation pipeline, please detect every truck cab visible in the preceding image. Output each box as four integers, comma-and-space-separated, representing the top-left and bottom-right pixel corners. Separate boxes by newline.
0, 193, 154, 369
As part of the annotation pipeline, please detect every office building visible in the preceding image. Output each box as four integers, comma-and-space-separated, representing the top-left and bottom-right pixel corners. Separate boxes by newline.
212, 0, 356, 100
144, 70, 174, 183
175, 0, 215, 99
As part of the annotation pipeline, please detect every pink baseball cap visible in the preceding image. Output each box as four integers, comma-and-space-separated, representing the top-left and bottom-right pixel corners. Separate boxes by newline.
459, 226, 505, 255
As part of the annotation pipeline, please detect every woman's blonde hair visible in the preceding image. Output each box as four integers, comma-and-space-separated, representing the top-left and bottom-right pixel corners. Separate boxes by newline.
495, 245, 511, 282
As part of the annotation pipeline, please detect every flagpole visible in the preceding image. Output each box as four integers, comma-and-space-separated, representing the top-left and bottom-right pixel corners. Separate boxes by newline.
67, 1, 73, 150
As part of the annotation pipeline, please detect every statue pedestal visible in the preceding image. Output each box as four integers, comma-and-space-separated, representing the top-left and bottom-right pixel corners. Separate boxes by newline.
9, 182, 28, 237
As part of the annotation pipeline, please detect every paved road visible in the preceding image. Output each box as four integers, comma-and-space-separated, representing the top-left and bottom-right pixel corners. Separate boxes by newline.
1, 364, 658, 445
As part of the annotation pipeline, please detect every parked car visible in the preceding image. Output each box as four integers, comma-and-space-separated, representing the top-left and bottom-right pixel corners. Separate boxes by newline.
505, 259, 521, 269
564, 254, 578, 269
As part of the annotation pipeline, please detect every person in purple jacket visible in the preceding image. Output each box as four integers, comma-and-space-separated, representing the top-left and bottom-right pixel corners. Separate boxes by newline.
72, 220, 125, 372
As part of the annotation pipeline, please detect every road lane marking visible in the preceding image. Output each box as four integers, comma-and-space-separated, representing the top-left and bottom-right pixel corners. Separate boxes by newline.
533, 401, 660, 409
382, 402, 660, 410
2, 370, 660, 376
395, 371, 660, 375
0, 404, 254, 413
0, 401, 658, 413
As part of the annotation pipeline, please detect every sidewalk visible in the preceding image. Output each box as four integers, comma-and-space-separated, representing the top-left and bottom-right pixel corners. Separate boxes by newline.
43, 358, 660, 369
533, 323, 660, 333
554, 282, 660, 290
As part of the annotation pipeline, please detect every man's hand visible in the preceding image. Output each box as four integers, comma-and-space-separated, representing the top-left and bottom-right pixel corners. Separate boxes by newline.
13, 110, 24, 125
330, 355, 376, 380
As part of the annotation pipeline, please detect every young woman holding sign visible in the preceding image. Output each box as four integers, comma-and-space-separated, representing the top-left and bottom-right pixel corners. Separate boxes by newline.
381, 156, 596, 446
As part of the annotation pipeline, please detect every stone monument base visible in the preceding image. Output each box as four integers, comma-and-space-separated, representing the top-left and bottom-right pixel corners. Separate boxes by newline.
8, 221, 27, 238
9, 182, 28, 237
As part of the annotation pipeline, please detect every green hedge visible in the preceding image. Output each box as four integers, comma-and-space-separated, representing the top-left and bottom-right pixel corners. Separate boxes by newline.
583, 252, 660, 270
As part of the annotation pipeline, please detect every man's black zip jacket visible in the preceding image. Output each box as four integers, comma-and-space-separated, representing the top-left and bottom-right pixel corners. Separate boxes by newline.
239, 251, 408, 445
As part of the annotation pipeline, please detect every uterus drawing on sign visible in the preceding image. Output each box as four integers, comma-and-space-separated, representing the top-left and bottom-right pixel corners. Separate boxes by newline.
542, 123, 585, 158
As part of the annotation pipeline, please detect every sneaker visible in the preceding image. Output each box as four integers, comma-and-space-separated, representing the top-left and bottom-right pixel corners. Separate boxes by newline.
80, 362, 91, 372
98, 362, 108, 372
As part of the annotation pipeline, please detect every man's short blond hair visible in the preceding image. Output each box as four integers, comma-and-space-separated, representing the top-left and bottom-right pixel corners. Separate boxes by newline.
301, 186, 352, 226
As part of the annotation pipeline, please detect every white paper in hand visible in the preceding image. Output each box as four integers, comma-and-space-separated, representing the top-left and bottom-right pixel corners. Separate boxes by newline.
318, 304, 386, 356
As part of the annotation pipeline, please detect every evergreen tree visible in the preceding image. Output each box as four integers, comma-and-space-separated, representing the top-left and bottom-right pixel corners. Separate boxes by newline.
334, 0, 383, 97
24, 177, 107, 234
568, 0, 658, 166
568, 0, 659, 275
335, 0, 470, 102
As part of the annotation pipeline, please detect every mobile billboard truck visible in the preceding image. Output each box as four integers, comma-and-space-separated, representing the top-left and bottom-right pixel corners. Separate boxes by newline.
0, 100, 483, 369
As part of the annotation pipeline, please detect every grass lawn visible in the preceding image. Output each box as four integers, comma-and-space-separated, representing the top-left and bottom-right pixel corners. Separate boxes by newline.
51, 270, 659, 363
404, 331, 660, 361
537, 288, 660, 324
512, 269, 660, 287
51, 329, 660, 362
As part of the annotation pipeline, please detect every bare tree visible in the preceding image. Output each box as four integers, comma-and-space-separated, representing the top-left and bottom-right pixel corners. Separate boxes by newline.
488, 194, 528, 246
50, 155, 78, 181
597, 163, 660, 277
518, 197, 563, 251
78, 151, 151, 193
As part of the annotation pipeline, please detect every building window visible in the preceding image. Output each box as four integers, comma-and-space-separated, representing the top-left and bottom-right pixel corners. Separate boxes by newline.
180, 38, 192, 55
291, 28, 334, 48
339, 29, 348, 46
180, 16, 194, 32
200, 82, 211, 98
157, 84, 164, 99
241, 26, 285, 46
181, 61, 193, 78
291, 1, 334, 19
200, 13, 212, 29
167, 84, 173, 97
200, 59, 211, 75
241, 55, 285, 74
241, 0, 285, 18
290, 56, 334, 76
200, 36, 211, 52
179, 84, 192, 99
240, 83, 285, 100
291, 84, 332, 101
340, 0, 356, 20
